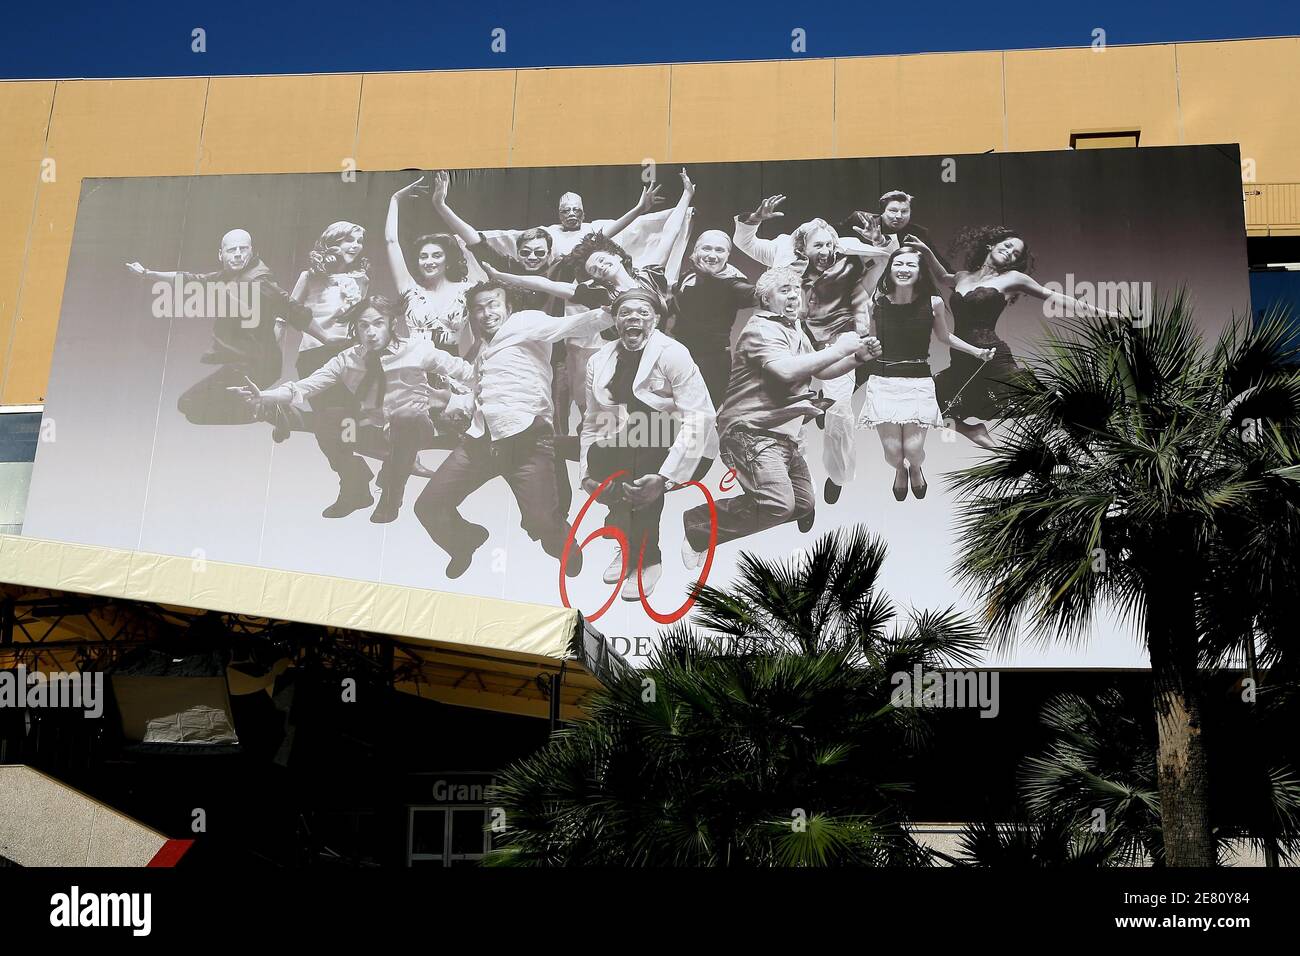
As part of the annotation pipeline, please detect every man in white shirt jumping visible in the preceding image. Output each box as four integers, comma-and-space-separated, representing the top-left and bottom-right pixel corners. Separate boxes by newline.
413, 280, 614, 579
580, 288, 715, 600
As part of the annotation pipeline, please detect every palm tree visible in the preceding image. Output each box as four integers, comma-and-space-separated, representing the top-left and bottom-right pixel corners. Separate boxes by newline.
951, 814, 1120, 868
949, 297, 1300, 865
485, 526, 983, 866
955, 682, 1300, 866
1018, 688, 1163, 866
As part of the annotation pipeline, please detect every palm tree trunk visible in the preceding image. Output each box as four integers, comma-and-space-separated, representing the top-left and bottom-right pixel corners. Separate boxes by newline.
1243, 627, 1280, 867
1147, 608, 1215, 866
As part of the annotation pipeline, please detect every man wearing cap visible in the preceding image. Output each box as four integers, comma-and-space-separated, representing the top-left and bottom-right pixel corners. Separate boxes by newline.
581, 288, 716, 600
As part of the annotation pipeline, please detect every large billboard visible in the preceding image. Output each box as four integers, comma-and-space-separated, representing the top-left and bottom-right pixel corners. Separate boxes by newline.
23, 146, 1250, 666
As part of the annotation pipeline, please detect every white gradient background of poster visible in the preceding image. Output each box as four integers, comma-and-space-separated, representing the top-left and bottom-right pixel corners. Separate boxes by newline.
24, 147, 1251, 667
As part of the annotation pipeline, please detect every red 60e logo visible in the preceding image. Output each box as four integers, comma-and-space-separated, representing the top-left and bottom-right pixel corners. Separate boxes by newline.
558, 470, 720, 624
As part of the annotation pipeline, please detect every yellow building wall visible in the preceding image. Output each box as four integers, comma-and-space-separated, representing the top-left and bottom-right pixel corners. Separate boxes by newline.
0, 81, 56, 402
355, 71, 516, 170
3, 79, 208, 404
1, 36, 1297, 405
670, 60, 835, 162
1003, 45, 1183, 151
1175, 37, 1300, 185
199, 74, 364, 174
834, 52, 1004, 158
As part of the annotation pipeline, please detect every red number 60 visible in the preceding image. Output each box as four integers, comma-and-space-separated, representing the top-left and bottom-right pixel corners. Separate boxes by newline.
558, 474, 718, 625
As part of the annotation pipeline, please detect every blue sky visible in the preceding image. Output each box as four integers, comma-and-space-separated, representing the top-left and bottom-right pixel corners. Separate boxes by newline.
2, 0, 1296, 79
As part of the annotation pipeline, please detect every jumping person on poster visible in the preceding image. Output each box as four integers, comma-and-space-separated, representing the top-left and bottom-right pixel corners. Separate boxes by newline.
670, 229, 756, 409
910, 227, 1118, 450
680, 268, 881, 568
465, 175, 668, 430
229, 295, 476, 523
481, 169, 696, 419
288, 221, 371, 359
267, 222, 373, 440
386, 179, 475, 351
732, 194, 891, 505
857, 247, 994, 500
411, 281, 614, 580
580, 288, 715, 600
125, 228, 311, 427
838, 190, 949, 270
473, 180, 665, 264
429, 169, 566, 313
428, 169, 576, 514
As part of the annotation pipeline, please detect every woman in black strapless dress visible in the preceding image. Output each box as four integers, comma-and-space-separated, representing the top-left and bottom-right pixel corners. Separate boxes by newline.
937, 285, 1021, 426
910, 226, 1117, 450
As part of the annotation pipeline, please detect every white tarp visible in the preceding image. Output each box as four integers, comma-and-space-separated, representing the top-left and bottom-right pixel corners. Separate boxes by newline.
0, 533, 581, 664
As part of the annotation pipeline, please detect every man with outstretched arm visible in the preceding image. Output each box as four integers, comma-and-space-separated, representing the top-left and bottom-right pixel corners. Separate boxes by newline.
412, 281, 614, 579
230, 295, 475, 523
680, 267, 881, 567
126, 228, 311, 426
731, 194, 890, 505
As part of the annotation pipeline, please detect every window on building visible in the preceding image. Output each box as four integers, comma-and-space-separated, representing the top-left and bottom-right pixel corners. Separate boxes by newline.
407, 805, 493, 867
1070, 130, 1141, 150
0, 408, 42, 535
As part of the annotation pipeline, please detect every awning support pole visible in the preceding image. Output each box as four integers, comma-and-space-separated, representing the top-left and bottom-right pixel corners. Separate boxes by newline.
548, 664, 566, 733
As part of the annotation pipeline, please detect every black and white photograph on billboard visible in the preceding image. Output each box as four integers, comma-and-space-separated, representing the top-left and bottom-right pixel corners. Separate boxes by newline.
23, 146, 1251, 666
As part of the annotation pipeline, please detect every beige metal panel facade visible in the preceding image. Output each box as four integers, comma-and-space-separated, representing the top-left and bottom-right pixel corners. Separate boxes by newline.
0, 82, 55, 404
669, 59, 835, 162
355, 70, 516, 170
199, 73, 363, 174
1, 38, 1295, 406
835, 52, 1004, 157
2, 78, 208, 405
1003, 44, 1182, 152
1244, 183, 1300, 237
1176, 37, 1300, 184
512, 65, 670, 167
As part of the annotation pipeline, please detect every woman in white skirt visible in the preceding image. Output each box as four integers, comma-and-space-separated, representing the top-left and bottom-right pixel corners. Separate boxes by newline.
858, 247, 994, 500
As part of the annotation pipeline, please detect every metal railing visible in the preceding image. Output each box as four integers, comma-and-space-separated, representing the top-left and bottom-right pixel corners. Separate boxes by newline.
1244, 183, 1300, 235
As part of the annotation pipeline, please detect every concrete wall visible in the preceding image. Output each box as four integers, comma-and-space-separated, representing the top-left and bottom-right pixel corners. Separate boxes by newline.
0, 764, 172, 866
1, 37, 1296, 405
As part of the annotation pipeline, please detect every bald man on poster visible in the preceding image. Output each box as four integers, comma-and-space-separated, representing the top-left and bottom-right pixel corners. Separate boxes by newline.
126, 228, 311, 426
474, 185, 664, 263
